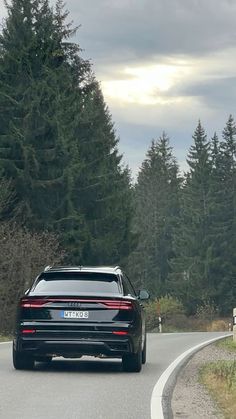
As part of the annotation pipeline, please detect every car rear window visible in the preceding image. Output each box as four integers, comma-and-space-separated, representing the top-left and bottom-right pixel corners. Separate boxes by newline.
30, 272, 121, 295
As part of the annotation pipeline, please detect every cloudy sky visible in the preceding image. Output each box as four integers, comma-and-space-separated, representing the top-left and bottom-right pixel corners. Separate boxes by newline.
1, 0, 236, 177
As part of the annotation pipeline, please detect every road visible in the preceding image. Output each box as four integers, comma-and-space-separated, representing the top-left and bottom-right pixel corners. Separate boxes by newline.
0, 332, 230, 419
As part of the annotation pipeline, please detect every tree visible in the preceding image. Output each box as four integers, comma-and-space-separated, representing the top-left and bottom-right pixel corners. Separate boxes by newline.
0, 0, 71, 229
128, 133, 180, 295
0, 0, 133, 266
213, 115, 236, 312
64, 82, 133, 264
170, 122, 213, 313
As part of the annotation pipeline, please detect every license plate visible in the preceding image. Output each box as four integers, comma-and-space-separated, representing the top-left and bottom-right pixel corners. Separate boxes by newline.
61, 311, 89, 319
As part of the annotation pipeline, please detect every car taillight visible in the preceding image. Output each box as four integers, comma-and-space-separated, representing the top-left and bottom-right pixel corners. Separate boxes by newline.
20, 299, 49, 308
112, 331, 129, 335
101, 301, 134, 310
21, 329, 36, 334
20, 298, 134, 310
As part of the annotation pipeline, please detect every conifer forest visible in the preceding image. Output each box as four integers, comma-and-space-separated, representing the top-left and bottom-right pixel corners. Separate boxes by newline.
0, 0, 235, 331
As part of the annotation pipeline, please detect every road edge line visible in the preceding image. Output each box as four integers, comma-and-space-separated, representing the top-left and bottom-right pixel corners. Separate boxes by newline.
150, 333, 232, 419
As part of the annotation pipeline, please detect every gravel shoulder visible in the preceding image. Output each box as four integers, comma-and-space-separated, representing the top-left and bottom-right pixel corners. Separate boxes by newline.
171, 341, 236, 419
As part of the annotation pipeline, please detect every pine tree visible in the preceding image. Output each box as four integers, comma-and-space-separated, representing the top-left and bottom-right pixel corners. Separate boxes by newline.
171, 122, 213, 313
64, 82, 133, 265
128, 133, 180, 295
215, 115, 236, 312
0, 0, 69, 229
0, 0, 134, 266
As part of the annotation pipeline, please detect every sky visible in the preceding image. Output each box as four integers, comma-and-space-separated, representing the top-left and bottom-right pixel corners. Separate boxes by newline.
1, 0, 236, 178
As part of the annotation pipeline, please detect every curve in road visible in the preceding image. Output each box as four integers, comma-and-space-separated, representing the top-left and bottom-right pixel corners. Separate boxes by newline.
151, 333, 231, 419
0, 332, 231, 419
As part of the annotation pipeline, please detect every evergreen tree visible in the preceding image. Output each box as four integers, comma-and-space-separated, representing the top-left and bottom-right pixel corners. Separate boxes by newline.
215, 115, 236, 312
170, 122, 213, 313
0, 0, 69, 229
0, 0, 134, 265
128, 133, 180, 295
64, 82, 133, 265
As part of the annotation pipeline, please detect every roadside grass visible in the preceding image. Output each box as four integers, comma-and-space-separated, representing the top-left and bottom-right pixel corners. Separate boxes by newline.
0, 334, 11, 342
215, 336, 236, 353
200, 360, 236, 419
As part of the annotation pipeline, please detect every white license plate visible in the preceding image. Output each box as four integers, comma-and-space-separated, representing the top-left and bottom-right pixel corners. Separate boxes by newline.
62, 311, 89, 319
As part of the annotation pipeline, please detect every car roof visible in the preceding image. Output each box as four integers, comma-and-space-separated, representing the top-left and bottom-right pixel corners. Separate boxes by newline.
43, 265, 122, 275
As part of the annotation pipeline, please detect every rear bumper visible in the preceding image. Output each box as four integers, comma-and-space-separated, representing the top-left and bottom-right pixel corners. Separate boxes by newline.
14, 322, 140, 358
16, 337, 132, 358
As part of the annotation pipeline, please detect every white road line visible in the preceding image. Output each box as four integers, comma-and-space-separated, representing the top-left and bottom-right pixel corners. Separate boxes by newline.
151, 333, 232, 419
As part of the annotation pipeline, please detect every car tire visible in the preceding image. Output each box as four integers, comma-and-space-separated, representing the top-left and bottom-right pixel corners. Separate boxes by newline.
142, 334, 147, 364
122, 347, 142, 372
13, 346, 34, 370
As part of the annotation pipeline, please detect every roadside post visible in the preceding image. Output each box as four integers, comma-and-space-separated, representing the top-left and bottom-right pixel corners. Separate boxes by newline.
156, 300, 162, 333
158, 316, 162, 333
233, 308, 236, 342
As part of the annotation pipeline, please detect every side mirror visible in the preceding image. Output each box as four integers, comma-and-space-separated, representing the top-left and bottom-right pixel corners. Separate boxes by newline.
138, 289, 150, 300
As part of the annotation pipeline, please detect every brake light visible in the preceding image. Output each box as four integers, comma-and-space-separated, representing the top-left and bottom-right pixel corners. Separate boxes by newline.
20, 299, 49, 308
102, 301, 133, 310
112, 331, 129, 335
21, 329, 36, 334
20, 298, 134, 310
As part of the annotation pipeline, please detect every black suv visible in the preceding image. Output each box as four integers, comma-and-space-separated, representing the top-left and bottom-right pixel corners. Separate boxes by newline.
13, 266, 149, 372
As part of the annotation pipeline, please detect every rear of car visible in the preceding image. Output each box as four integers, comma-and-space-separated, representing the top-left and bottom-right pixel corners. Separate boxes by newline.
13, 267, 148, 372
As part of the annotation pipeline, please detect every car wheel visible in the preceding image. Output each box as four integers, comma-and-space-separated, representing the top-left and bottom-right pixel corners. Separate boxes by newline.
13, 346, 34, 370
142, 334, 147, 364
122, 347, 142, 372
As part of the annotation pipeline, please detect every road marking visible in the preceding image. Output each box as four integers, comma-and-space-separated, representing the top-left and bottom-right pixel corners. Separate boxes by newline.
151, 333, 232, 419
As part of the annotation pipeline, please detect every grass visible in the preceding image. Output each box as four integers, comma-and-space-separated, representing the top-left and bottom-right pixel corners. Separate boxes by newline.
215, 336, 236, 353
0, 334, 11, 342
200, 358, 236, 419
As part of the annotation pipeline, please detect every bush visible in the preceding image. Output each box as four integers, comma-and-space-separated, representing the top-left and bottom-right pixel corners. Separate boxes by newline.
0, 222, 64, 333
145, 301, 160, 331
207, 320, 229, 332
145, 295, 230, 332
158, 295, 185, 320
196, 300, 219, 321
145, 295, 185, 331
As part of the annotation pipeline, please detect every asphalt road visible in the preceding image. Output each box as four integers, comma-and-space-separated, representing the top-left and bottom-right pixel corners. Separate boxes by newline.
0, 332, 230, 419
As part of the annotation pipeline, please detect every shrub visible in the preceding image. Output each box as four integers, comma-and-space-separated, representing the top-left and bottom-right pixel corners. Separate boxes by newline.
0, 222, 64, 333
145, 295, 185, 331
196, 300, 219, 321
145, 301, 160, 331
158, 295, 185, 321
207, 320, 229, 332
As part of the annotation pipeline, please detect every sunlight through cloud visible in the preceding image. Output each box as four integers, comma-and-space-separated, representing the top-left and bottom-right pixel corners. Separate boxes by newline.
101, 63, 190, 105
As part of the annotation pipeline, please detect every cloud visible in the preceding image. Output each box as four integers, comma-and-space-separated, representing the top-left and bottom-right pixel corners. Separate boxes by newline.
68, 0, 236, 64
176, 76, 236, 108
100, 46, 236, 116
